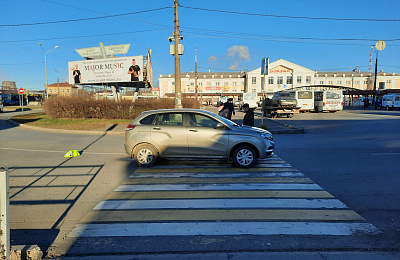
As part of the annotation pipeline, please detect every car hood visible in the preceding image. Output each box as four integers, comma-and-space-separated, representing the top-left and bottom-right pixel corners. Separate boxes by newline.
232, 125, 272, 135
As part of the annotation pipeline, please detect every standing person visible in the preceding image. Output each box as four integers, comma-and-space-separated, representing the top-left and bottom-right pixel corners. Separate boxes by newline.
242, 103, 254, 126
128, 59, 141, 81
220, 98, 235, 120
363, 97, 369, 110
222, 98, 235, 120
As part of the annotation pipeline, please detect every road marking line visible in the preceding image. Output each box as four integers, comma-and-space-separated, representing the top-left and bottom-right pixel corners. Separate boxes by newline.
69, 222, 380, 237
124, 177, 313, 185
0, 147, 125, 155
115, 183, 323, 192
81, 209, 364, 222
93, 198, 347, 210
105, 190, 335, 200
129, 172, 305, 178
134, 168, 297, 173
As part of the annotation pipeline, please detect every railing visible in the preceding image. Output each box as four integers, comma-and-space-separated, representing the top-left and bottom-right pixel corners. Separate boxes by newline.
0, 167, 10, 260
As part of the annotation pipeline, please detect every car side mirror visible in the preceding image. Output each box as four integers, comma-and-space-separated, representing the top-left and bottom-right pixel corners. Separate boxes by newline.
215, 123, 226, 130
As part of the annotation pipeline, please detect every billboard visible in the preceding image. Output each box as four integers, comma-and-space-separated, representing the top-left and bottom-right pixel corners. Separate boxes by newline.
68, 56, 143, 85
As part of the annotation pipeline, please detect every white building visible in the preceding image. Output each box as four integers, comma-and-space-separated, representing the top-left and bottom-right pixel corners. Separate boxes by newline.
158, 59, 400, 97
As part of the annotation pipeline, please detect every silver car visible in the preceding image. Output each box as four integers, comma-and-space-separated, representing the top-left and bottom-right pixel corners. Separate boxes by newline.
124, 109, 274, 168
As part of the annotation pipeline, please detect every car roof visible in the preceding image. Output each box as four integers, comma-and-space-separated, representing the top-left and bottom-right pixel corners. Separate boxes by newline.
139, 108, 217, 117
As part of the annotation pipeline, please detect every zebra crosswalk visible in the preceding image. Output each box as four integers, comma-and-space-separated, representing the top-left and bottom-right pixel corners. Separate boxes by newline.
69, 156, 380, 238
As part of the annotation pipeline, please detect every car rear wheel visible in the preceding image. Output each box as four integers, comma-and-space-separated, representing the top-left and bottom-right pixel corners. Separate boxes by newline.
133, 144, 157, 167
232, 145, 256, 168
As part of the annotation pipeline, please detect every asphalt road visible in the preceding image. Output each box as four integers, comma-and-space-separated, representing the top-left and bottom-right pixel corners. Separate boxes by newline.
0, 107, 399, 259
272, 109, 400, 246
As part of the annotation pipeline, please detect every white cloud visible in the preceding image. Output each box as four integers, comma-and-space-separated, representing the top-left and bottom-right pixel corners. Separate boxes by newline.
227, 45, 250, 60
208, 56, 217, 62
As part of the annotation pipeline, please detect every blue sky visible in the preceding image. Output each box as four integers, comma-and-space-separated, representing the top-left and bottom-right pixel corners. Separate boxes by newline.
1, 0, 399, 90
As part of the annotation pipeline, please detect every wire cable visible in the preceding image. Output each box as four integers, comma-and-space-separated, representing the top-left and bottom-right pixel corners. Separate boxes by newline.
180, 5, 400, 22
0, 6, 172, 27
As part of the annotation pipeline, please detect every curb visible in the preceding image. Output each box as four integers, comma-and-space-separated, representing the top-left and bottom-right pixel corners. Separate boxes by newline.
7, 118, 124, 136
266, 118, 305, 134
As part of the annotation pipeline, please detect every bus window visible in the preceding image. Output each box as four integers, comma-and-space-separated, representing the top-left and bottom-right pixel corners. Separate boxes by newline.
298, 91, 312, 99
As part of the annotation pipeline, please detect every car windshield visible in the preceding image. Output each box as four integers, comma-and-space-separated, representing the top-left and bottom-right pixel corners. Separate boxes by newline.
279, 93, 292, 97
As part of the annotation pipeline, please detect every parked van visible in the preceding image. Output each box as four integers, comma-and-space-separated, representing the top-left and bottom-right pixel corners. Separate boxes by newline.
289, 90, 314, 112
381, 94, 400, 110
239, 92, 258, 109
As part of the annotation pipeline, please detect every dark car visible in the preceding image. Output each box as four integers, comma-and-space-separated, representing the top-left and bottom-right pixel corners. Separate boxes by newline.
271, 92, 297, 107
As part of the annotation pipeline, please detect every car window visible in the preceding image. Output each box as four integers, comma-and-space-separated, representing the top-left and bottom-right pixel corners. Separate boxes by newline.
188, 113, 218, 128
139, 114, 156, 125
155, 113, 183, 126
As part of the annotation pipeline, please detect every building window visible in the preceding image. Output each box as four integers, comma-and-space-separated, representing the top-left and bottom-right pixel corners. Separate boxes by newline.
320, 81, 324, 84
216, 82, 220, 86
337, 81, 342, 85
328, 81, 333, 85
49, 89, 52, 93
199, 82, 203, 86
286, 76, 293, 84
67, 89, 70, 93
252, 89, 256, 93
190, 82, 194, 86
172, 82, 175, 86
207, 82, 211, 86
364, 81, 367, 84
241, 82, 245, 85
233, 82, 237, 86
297, 76, 302, 84
387, 80, 391, 84
252, 77, 256, 84
224, 82, 228, 86
306, 76, 311, 84
268, 77, 274, 84
355, 81, 360, 84
346, 81, 351, 85
277, 76, 283, 84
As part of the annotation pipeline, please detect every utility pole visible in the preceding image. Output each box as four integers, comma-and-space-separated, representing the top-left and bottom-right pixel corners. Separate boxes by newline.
174, 0, 182, 108
195, 44, 198, 101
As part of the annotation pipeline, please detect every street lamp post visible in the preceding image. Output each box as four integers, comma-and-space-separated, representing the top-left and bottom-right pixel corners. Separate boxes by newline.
54, 67, 61, 95
39, 43, 58, 99
370, 40, 386, 103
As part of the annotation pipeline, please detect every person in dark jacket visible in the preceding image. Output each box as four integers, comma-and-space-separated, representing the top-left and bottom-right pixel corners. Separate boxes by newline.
220, 98, 235, 120
242, 103, 254, 126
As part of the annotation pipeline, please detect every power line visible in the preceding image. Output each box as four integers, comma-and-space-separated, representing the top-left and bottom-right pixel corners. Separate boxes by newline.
180, 5, 400, 22
182, 27, 400, 42
0, 6, 172, 27
0, 28, 170, 43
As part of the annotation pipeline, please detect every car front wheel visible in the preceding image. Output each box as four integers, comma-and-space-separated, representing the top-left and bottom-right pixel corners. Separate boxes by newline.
133, 144, 157, 167
232, 145, 256, 168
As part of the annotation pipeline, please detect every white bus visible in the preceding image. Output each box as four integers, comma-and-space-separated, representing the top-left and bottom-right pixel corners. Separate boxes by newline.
289, 90, 314, 112
314, 90, 343, 112
381, 94, 400, 110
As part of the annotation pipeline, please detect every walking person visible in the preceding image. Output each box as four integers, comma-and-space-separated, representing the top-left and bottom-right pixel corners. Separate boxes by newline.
219, 98, 235, 120
242, 103, 254, 126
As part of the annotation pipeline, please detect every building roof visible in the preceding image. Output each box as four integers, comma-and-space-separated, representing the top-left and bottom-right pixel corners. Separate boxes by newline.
315, 71, 400, 77
159, 71, 246, 79
48, 82, 78, 88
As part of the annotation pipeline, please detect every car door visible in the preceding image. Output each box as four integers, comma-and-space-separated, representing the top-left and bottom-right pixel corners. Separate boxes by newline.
150, 112, 188, 157
187, 112, 229, 157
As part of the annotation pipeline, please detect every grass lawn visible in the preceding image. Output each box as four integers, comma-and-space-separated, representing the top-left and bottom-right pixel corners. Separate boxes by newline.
11, 112, 131, 130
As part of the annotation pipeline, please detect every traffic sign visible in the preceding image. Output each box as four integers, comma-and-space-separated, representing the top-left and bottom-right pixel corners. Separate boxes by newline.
18, 88, 25, 95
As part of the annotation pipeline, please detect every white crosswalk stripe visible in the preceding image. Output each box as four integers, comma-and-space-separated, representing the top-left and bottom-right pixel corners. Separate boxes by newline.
69, 156, 380, 238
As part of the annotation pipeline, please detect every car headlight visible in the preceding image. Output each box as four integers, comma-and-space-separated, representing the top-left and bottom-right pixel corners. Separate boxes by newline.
259, 132, 273, 141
